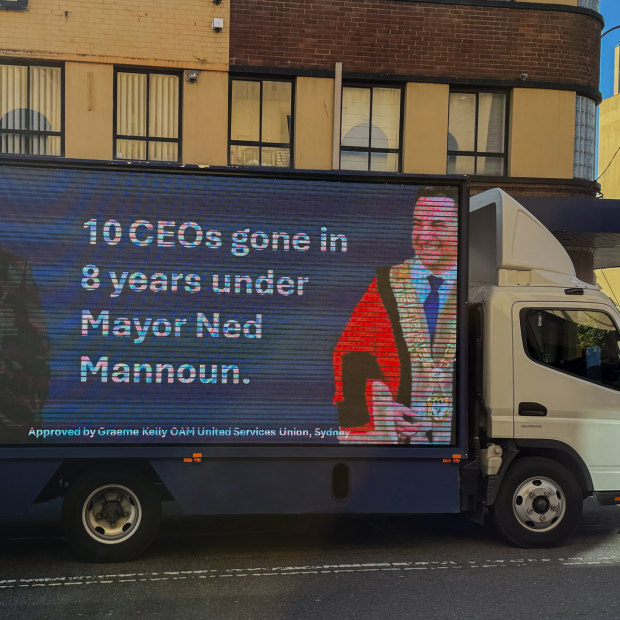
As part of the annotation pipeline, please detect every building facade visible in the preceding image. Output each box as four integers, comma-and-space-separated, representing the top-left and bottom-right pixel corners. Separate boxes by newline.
598, 44, 620, 200
595, 41, 620, 302
0, 0, 603, 199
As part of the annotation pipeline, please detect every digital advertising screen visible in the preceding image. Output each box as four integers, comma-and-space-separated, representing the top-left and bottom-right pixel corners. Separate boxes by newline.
0, 166, 461, 446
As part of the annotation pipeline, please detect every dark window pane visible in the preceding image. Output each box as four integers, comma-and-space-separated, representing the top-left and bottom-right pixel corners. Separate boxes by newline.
448, 93, 476, 152
30, 66, 62, 132
371, 87, 400, 149
340, 150, 368, 171
448, 90, 507, 176
262, 81, 291, 144
261, 146, 290, 167
117, 72, 147, 137
116, 138, 146, 160
370, 151, 398, 172
229, 79, 293, 168
231, 80, 260, 142
1, 133, 25, 154
342, 87, 370, 148
148, 141, 178, 162
447, 154, 475, 175
476, 156, 504, 176
477, 92, 505, 153
149, 74, 179, 139
523, 309, 620, 390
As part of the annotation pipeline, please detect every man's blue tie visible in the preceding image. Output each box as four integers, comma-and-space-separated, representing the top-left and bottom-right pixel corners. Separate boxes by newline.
424, 275, 443, 345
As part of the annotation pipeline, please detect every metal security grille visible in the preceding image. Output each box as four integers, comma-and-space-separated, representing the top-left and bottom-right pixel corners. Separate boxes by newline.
0, 63, 63, 156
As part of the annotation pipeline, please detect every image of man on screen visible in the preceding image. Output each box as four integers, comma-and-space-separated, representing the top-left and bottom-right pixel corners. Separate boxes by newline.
333, 187, 458, 444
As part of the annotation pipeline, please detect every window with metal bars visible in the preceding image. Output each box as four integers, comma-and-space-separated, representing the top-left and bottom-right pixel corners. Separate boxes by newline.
114, 69, 181, 162
0, 62, 63, 156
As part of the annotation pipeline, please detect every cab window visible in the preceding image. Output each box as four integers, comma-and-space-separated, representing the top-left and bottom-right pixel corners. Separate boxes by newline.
522, 309, 620, 390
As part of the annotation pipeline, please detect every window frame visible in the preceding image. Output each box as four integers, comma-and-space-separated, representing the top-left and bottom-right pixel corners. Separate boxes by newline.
339, 82, 404, 173
0, 59, 65, 157
447, 87, 509, 177
0, 1, 30, 12
113, 67, 182, 163
228, 76, 295, 168
520, 306, 620, 392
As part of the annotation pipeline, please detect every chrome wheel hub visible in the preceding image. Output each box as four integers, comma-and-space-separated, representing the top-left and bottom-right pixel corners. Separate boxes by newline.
82, 484, 142, 545
512, 476, 565, 533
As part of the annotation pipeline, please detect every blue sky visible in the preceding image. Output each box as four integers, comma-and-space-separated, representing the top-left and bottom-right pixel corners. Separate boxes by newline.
600, 0, 620, 99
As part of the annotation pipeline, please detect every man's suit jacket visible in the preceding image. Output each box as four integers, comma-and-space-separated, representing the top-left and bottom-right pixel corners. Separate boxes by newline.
333, 259, 456, 443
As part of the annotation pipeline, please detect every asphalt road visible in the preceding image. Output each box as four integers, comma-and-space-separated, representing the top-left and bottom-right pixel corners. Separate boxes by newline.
1, 499, 619, 619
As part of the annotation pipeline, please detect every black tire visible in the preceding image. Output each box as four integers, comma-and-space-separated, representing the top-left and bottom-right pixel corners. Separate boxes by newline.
491, 457, 583, 548
61, 468, 161, 562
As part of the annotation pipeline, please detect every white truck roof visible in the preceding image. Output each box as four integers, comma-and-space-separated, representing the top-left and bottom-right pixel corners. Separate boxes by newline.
469, 188, 589, 289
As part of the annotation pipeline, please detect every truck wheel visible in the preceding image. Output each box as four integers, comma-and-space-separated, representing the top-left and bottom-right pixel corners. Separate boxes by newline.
62, 468, 161, 562
491, 457, 582, 548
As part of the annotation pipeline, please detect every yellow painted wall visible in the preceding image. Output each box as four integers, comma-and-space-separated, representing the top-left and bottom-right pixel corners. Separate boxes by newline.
402, 83, 449, 175
615, 47, 619, 97
64, 65, 229, 164
598, 95, 620, 199
295, 77, 334, 170
509, 88, 575, 178
182, 71, 228, 166
64, 63, 113, 160
0, 0, 228, 70
595, 268, 620, 309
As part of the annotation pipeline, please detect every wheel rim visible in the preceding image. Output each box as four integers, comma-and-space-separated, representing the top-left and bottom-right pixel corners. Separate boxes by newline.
82, 484, 143, 545
512, 476, 566, 533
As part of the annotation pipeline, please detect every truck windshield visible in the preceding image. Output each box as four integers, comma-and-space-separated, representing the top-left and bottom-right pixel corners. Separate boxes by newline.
522, 309, 620, 390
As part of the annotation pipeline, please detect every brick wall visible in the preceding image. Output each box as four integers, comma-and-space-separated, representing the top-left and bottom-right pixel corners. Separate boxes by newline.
471, 180, 599, 198
230, 1, 600, 90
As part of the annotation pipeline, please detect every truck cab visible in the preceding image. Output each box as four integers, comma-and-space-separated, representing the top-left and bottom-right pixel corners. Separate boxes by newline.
469, 189, 620, 546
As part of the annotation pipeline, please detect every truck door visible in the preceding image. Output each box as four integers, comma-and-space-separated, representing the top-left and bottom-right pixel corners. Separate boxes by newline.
512, 302, 620, 491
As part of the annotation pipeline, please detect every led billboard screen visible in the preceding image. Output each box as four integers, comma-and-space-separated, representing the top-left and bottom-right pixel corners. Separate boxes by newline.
0, 166, 461, 445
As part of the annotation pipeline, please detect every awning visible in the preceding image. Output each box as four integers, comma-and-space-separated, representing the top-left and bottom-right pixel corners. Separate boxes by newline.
518, 197, 620, 269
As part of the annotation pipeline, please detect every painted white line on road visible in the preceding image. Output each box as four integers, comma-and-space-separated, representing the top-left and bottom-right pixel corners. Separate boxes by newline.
3, 555, 620, 591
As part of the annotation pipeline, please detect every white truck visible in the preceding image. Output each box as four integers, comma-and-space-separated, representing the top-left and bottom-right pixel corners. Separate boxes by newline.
469, 188, 620, 546
0, 160, 618, 560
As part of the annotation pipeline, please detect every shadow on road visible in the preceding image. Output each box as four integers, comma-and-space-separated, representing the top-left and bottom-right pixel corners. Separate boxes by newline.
1, 497, 617, 565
